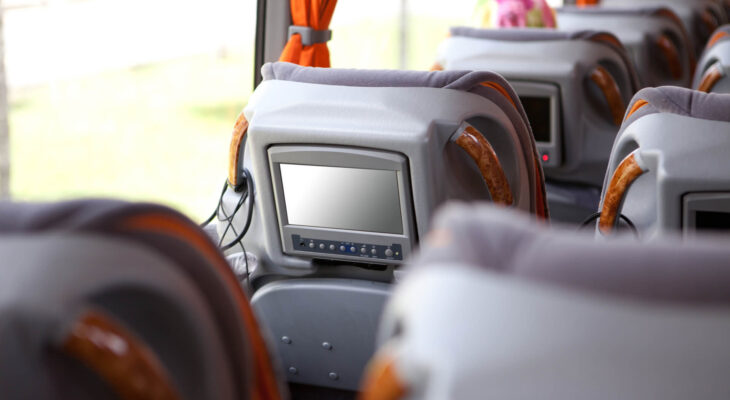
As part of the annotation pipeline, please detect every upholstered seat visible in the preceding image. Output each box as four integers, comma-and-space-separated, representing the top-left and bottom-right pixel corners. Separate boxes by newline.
0, 199, 283, 400
557, 6, 695, 87
220, 61, 548, 392
361, 203, 730, 400
435, 28, 640, 223
598, 86, 730, 238
602, 0, 727, 56
694, 25, 730, 93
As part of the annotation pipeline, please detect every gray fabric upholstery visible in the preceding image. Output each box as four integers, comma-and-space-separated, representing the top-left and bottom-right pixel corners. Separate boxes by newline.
0, 198, 159, 232
448, 27, 640, 94
263, 61, 512, 91
0, 199, 256, 400
262, 61, 532, 130
557, 5, 673, 17
622, 86, 730, 131
413, 202, 730, 304
448, 26, 614, 40
449, 26, 592, 42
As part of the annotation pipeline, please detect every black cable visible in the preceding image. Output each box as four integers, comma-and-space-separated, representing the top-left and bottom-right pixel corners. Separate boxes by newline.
217, 188, 248, 253
580, 211, 639, 237
199, 173, 253, 252
215, 188, 253, 291
217, 184, 247, 247
221, 169, 255, 251
579, 212, 601, 228
200, 181, 229, 228
198, 136, 253, 290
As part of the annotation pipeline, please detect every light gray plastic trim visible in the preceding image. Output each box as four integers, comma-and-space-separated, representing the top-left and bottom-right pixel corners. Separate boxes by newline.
251, 278, 391, 391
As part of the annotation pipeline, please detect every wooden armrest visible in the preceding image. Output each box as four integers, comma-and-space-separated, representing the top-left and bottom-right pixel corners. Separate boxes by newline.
454, 125, 514, 206
697, 62, 724, 93
589, 66, 626, 126
61, 310, 181, 400
359, 353, 407, 400
656, 34, 683, 80
599, 151, 647, 234
228, 111, 249, 188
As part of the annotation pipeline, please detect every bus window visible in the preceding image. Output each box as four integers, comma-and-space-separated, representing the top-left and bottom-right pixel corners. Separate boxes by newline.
6, 0, 256, 220
328, 0, 564, 71
329, 0, 474, 70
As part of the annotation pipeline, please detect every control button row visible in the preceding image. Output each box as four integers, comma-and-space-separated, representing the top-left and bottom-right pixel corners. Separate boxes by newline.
295, 236, 400, 259
311, 243, 396, 257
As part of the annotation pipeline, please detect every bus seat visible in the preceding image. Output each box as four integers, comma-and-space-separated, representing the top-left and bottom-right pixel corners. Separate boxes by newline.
714, 0, 730, 22
602, 0, 728, 57
360, 203, 730, 400
598, 86, 730, 238
435, 28, 640, 223
219, 61, 548, 392
0, 199, 284, 400
557, 6, 695, 88
694, 25, 730, 93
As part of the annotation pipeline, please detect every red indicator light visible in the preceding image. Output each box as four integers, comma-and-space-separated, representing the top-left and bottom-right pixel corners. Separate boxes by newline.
542, 154, 549, 162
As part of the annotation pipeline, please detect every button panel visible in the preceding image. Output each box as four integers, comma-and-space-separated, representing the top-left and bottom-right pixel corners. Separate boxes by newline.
292, 235, 403, 261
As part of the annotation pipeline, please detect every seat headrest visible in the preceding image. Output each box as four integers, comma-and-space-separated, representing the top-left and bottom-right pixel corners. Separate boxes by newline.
558, 5, 678, 18
263, 61, 512, 94
623, 86, 730, 128
446, 27, 638, 90
260, 61, 532, 147
414, 202, 730, 305
0, 198, 283, 400
449, 26, 621, 47
0, 199, 177, 233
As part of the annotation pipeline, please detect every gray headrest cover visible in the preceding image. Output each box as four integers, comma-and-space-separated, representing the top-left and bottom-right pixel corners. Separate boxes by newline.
0, 198, 160, 232
262, 61, 532, 126
450, 26, 607, 42
264, 61, 515, 95
413, 202, 730, 305
622, 86, 730, 133
557, 5, 676, 17
448, 27, 640, 91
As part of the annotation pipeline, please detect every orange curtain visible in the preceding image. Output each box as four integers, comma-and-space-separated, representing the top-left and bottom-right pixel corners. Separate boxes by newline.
279, 0, 338, 67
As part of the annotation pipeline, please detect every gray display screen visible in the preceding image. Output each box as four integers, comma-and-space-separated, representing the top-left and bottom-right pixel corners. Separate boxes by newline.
280, 164, 403, 234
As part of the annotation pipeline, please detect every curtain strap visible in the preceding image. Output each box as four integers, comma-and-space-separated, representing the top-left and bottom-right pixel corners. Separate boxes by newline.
288, 25, 332, 46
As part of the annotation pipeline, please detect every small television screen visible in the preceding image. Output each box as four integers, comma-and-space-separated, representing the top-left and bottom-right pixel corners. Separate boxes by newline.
519, 96, 552, 143
280, 164, 403, 234
695, 210, 730, 232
